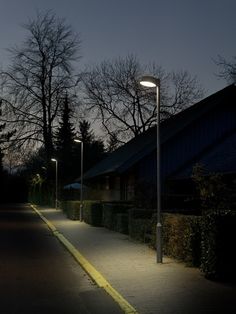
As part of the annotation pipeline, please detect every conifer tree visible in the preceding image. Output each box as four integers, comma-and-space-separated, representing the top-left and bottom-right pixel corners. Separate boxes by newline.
107, 132, 120, 152
55, 94, 76, 183
78, 120, 94, 144
77, 120, 105, 172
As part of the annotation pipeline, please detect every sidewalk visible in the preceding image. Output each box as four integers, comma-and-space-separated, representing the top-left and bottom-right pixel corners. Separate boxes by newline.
34, 206, 236, 314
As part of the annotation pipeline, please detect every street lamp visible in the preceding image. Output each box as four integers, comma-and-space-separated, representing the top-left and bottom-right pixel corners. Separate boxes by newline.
139, 75, 163, 263
51, 158, 58, 209
74, 139, 84, 221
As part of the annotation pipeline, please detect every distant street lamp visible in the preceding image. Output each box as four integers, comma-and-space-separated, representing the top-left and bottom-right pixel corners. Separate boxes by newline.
51, 158, 58, 209
139, 75, 163, 263
74, 139, 84, 221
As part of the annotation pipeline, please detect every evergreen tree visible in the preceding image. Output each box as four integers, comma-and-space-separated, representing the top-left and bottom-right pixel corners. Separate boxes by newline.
76, 120, 105, 172
78, 120, 94, 144
55, 94, 76, 183
107, 132, 120, 152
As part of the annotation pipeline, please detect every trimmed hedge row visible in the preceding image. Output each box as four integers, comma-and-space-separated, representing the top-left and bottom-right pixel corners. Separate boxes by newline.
60, 200, 103, 225
58, 200, 236, 280
128, 210, 201, 267
102, 201, 133, 231
83, 201, 103, 226
162, 213, 201, 266
128, 209, 154, 242
60, 201, 201, 266
61, 200, 80, 220
60, 200, 130, 228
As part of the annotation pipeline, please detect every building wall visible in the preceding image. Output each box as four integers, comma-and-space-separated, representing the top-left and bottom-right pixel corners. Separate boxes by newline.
85, 91, 236, 202
86, 176, 121, 201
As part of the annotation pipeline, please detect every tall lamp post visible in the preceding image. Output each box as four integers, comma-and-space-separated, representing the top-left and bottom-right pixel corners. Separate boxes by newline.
74, 139, 84, 221
51, 158, 58, 209
139, 75, 163, 263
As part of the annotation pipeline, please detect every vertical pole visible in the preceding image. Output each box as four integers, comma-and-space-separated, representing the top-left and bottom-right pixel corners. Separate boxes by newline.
156, 82, 163, 263
55, 160, 58, 209
80, 142, 83, 221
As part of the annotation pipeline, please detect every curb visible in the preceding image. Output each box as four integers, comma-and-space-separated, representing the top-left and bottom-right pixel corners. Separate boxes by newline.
31, 204, 138, 314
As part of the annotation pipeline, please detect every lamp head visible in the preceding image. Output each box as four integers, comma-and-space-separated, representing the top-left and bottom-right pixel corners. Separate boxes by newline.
74, 139, 82, 143
139, 75, 160, 88
51, 158, 57, 162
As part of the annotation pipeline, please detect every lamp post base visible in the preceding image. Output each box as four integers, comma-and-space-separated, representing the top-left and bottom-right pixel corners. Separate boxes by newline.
79, 204, 83, 222
156, 222, 163, 263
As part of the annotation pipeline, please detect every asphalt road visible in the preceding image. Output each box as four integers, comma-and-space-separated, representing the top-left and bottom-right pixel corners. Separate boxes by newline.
0, 203, 123, 314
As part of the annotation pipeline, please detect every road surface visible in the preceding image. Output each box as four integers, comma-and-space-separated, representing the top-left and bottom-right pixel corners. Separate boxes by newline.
0, 203, 123, 314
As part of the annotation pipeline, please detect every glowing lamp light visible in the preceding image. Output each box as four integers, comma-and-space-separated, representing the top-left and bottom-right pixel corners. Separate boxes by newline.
139, 75, 160, 88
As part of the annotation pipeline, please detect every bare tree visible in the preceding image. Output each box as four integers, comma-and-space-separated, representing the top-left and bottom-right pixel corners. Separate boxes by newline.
169, 70, 204, 115
0, 100, 16, 172
215, 55, 236, 84
81, 55, 204, 143
0, 11, 81, 162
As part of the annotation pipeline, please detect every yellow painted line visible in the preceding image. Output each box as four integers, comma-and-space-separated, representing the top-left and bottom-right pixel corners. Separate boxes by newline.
30, 204, 138, 314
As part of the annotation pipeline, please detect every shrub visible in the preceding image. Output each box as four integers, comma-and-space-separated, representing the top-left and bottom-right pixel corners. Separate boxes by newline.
191, 163, 236, 280
83, 201, 103, 226
102, 201, 132, 230
201, 210, 236, 280
60, 200, 103, 225
129, 209, 154, 242
60, 201, 80, 220
115, 213, 129, 234
192, 163, 230, 214
158, 213, 201, 266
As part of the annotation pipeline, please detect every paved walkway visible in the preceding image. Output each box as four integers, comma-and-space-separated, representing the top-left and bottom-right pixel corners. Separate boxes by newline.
33, 206, 236, 314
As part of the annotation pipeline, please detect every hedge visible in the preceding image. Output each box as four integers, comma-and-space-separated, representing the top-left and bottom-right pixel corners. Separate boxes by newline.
60, 200, 80, 220
128, 211, 201, 266
53, 198, 236, 280
162, 213, 201, 266
83, 201, 103, 226
115, 213, 129, 234
102, 201, 133, 230
201, 211, 236, 281
128, 209, 154, 243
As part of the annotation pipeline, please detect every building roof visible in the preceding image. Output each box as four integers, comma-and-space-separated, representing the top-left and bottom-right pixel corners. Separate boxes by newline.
83, 126, 157, 180
81, 84, 236, 181
172, 130, 236, 179
160, 83, 236, 142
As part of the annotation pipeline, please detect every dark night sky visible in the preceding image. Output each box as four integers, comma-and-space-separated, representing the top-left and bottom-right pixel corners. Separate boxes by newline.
0, 0, 236, 96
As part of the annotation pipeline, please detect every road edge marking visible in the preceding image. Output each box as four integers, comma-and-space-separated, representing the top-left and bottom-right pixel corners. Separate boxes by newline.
30, 204, 138, 314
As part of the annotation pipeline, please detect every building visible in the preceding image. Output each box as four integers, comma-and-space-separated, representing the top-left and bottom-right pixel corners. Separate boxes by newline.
80, 84, 236, 207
